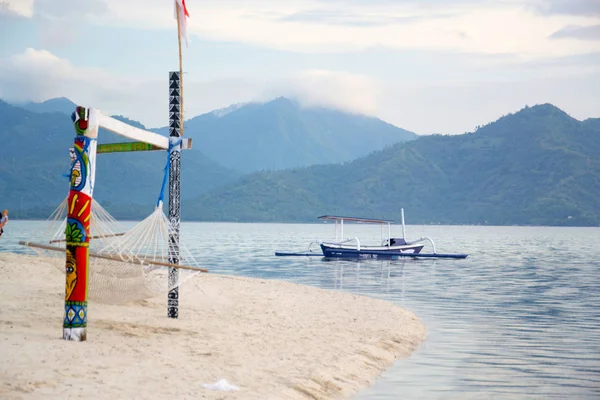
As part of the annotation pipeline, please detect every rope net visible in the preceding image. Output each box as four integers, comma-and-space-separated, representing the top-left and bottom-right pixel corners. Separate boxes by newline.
25, 197, 204, 305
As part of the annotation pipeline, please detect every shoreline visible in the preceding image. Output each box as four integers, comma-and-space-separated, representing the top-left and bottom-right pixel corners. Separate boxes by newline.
0, 252, 426, 399
6, 217, 600, 228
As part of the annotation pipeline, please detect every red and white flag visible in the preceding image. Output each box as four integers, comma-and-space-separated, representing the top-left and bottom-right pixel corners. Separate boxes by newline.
174, 0, 190, 47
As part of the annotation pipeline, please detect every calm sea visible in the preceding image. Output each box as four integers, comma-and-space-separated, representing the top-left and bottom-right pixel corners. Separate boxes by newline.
2, 220, 600, 399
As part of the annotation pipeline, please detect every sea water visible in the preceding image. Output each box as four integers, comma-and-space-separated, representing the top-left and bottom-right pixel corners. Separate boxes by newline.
3, 221, 600, 399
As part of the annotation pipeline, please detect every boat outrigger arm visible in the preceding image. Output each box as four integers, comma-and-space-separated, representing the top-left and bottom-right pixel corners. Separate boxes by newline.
397, 209, 438, 253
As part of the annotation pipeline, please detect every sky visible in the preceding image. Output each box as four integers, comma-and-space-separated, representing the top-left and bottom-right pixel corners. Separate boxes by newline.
0, 0, 599, 134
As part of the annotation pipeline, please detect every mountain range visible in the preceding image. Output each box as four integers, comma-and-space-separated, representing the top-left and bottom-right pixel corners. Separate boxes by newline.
154, 97, 417, 173
182, 103, 600, 226
1, 97, 598, 226
0, 100, 240, 219
14, 97, 418, 173
0, 97, 416, 219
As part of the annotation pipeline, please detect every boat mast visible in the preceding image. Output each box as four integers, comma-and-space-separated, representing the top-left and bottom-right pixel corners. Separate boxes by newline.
335, 219, 338, 241
401, 208, 406, 239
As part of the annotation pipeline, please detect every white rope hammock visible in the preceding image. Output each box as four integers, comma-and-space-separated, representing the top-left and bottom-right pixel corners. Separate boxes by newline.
22, 197, 206, 305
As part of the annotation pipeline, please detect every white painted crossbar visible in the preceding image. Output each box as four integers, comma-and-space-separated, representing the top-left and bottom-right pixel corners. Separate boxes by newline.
98, 113, 192, 150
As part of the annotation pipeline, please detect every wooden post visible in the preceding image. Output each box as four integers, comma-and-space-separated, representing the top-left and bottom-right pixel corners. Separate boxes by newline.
63, 106, 98, 341
168, 72, 182, 319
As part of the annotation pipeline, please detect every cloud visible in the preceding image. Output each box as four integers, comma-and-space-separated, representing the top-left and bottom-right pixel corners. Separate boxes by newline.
32, 0, 110, 47
0, 0, 33, 17
260, 70, 380, 115
1, 48, 598, 135
0, 48, 380, 127
0, 1, 110, 48
0, 48, 132, 105
550, 25, 600, 41
278, 9, 455, 27
533, 0, 600, 17
0, 48, 266, 128
188, 1, 599, 57
34, 0, 108, 18
20, 0, 600, 59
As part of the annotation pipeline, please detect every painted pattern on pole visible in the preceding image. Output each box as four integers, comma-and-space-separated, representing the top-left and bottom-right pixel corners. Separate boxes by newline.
168, 71, 182, 319
64, 106, 98, 341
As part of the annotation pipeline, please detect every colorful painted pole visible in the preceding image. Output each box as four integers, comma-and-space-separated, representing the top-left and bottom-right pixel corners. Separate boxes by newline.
168, 71, 182, 319
64, 106, 98, 341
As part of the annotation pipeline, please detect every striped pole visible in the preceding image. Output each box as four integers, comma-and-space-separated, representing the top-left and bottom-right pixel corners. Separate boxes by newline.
168, 0, 186, 319
64, 106, 98, 341
168, 71, 182, 319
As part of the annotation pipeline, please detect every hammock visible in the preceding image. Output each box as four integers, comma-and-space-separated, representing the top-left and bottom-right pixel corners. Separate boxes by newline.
20, 135, 206, 305
21, 198, 206, 305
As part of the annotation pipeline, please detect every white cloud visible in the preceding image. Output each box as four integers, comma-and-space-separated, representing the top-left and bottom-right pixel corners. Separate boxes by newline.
7, 1, 599, 58
59, 0, 600, 59
1, 48, 598, 135
32, 0, 110, 47
0, 48, 133, 105
34, 0, 108, 18
0, 48, 380, 127
0, 48, 270, 128
1, 0, 34, 17
260, 70, 380, 115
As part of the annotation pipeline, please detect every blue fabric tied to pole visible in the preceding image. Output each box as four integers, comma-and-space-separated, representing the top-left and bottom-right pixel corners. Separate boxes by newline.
157, 138, 182, 208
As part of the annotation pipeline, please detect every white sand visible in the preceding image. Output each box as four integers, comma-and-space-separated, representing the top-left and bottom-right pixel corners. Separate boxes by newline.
0, 252, 426, 399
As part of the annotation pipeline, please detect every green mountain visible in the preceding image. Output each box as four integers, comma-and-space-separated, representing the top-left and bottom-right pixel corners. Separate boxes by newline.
0, 96, 416, 220
0, 101, 240, 219
4, 99, 598, 226
154, 97, 417, 173
183, 104, 600, 226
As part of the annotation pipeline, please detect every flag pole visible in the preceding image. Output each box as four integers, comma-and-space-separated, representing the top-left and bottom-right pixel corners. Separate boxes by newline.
167, 1, 185, 319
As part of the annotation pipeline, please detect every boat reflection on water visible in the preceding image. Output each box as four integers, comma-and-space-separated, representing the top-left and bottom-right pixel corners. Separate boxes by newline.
322, 257, 438, 300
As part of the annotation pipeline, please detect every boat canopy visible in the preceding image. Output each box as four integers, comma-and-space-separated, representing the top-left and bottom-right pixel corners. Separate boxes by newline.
317, 215, 395, 224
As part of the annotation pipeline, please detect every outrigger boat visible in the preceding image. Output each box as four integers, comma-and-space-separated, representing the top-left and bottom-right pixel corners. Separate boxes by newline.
275, 209, 468, 259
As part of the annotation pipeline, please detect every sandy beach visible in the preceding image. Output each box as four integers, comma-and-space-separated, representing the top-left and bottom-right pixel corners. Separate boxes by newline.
0, 252, 425, 399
